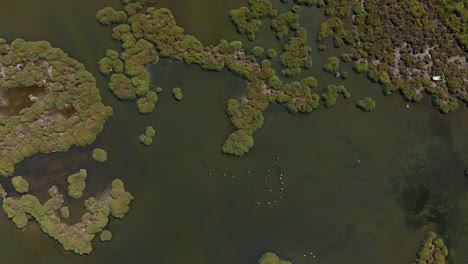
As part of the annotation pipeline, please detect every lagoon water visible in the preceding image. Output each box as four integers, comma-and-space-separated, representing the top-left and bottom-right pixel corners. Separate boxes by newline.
0, 1, 467, 263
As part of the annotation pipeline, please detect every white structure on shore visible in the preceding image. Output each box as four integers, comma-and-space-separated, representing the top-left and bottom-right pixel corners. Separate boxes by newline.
432, 75, 445, 81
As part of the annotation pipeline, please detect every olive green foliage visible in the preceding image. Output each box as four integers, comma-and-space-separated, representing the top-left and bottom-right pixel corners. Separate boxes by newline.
67, 169, 87, 199
137, 91, 158, 114
222, 130, 254, 157
12, 176, 29, 193
229, 0, 277, 40
266, 48, 277, 59
414, 231, 448, 264
96, 7, 127, 25
341, 71, 349, 79
98, 49, 123, 75
139, 126, 156, 146
258, 252, 292, 264
109, 179, 134, 219
60, 206, 70, 219
92, 148, 108, 162
2, 186, 110, 254
356, 97, 376, 112
172, 87, 183, 101
323, 56, 339, 73
271, 11, 299, 40
280, 26, 312, 77
312, 0, 467, 112
155, 87, 163, 93
0, 39, 113, 176
321, 85, 350, 107
98, 6, 321, 156
100, 230, 112, 242
252, 46, 265, 57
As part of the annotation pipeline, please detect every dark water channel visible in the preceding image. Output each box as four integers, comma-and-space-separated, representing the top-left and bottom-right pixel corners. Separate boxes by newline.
0, 1, 467, 263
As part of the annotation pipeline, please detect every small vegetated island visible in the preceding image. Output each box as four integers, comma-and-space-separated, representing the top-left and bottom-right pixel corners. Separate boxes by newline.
0, 39, 134, 255
2, 176, 133, 255
0, 39, 113, 176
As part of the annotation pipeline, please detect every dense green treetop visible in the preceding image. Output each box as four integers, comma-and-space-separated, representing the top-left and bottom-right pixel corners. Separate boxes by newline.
11, 176, 29, 194
413, 231, 448, 264
67, 169, 87, 199
92, 148, 108, 162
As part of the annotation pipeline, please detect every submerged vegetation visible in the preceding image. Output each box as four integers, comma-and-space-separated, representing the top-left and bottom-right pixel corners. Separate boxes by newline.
0, 39, 112, 177
413, 231, 448, 264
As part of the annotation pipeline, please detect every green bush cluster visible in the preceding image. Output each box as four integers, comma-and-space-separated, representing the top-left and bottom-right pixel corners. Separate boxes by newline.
139, 125, 156, 146
356, 97, 375, 112
96, 7, 128, 25
266, 48, 277, 59
271, 10, 299, 40
280, 26, 313, 77
137, 91, 158, 114
2, 177, 133, 255
100, 230, 113, 242
0, 39, 113, 177
67, 169, 87, 199
98, 49, 124, 75
12, 176, 29, 193
252, 46, 265, 57
323, 56, 340, 73
172, 87, 183, 101
98, 5, 322, 156
258, 252, 292, 264
311, 0, 467, 112
229, 0, 277, 40
92, 148, 108, 162
109, 179, 134, 219
321, 85, 350, 107
414, 231, 448, 264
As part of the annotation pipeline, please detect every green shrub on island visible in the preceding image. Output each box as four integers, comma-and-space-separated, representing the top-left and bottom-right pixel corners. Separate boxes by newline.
222, 129, 254, 157
100, 230, 113, 242
67, 169, 87, 199
155, 87, 163, 93
139, 126, 156, 146
252, 46, 265, 57
356, 97, 376, 112
266, 48, 277, 59
322, 85, 350, 107
341, 71, 349, 79
60, 206, 70, 219
172, 87, 183, 101
280, 26, 313, 77
92, 148, 108, 162
413, 231, 448, 264
229, 0, 276, 40
109, 179, 134, 219
137, 91, 158, 114
271, 10, 299, 40
323, 56, 339, 73
258, 252, 292, 264
98, 49, 124, 75
96, 7, 127, 25
12, 176, 29, 194
0, 39, 113, 176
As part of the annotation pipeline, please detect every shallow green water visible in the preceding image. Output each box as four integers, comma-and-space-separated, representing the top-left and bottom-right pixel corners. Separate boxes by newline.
0, 1, 467, 263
